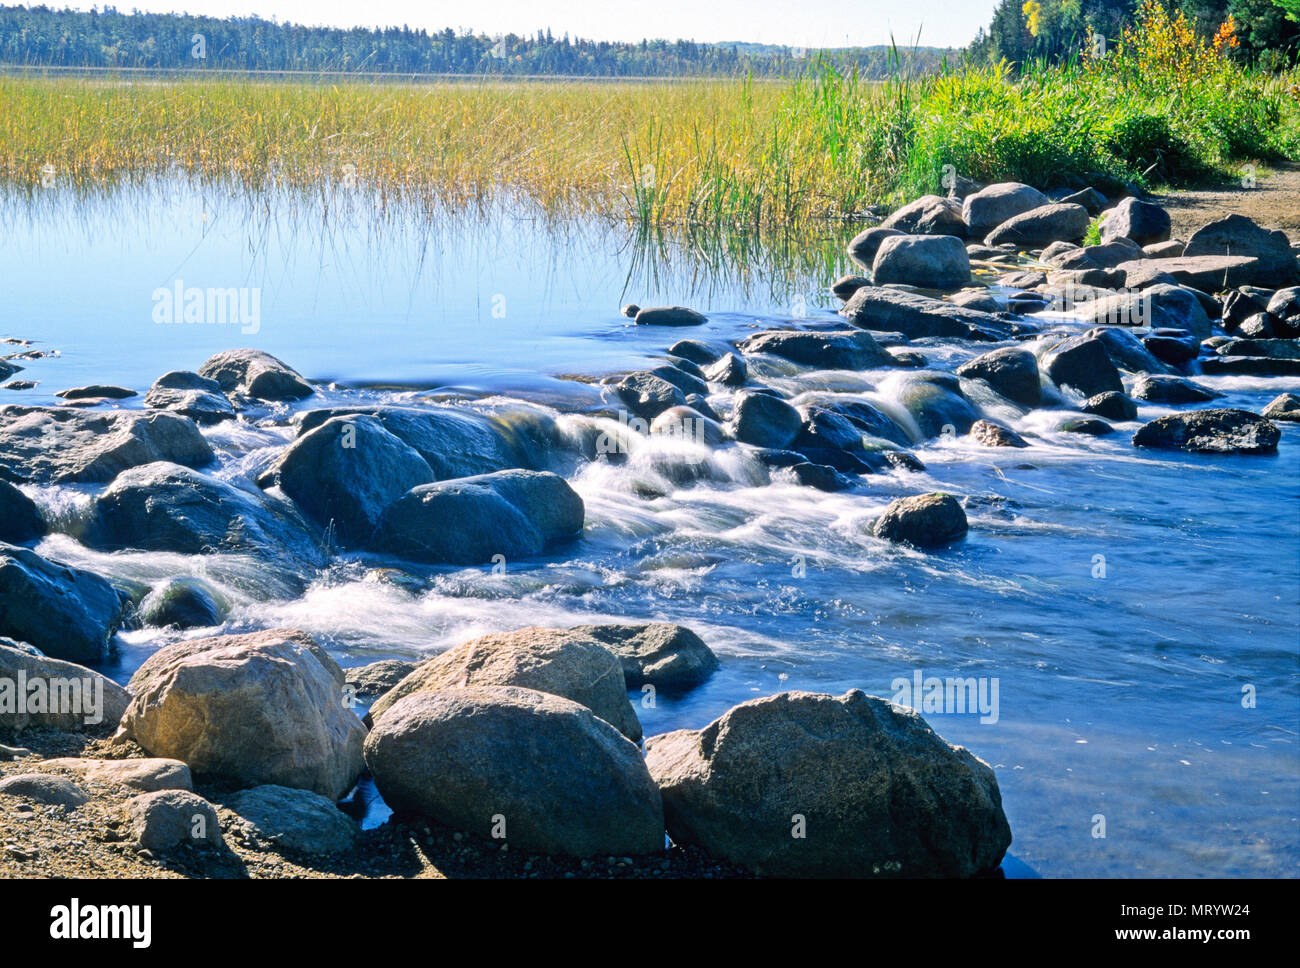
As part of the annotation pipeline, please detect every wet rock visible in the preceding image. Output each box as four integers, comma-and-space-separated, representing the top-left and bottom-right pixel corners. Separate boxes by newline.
0, 773, 89, 808
143, 371, 236, 425
120, 628, 366, 799
1130, 375, 1219, 404
880, 195, 967, 238
1262, 393, 1300, 422
955, 347, 1042, 408
570, 623, 718, 691
948, 289, 1002, 313
648, 365, 708, 398
1087, 326, 1174, 375
0, 479, 43, 543
839, 286, 1015, 341
789, 461, 855, 491
138, 577, 225, 630
649, 406, 726, 447
1100, 197, 1171, 246
198, 348, 314, 402
370, 469, 583, 566
1143, 331, 1199, 367
874, 493, 968, 548
985, 203, 1090, 248
738, 329, 890, 370
811, 399, 910, 447
831, 274, 871, 301
793, 406, 870, 454
55, 385, 137, 401
1132, 409, 1280, 455
896, 374, 979, 439
82, 462, 325, 570
872, 234, 971, 291
1184, 215, 1298, 287
0, 641, 131, 729
343, 659, 418, 699
224, 785, 359, 855
645, 690, 1011, 877
0, 406, 214, 484
962, 182, 1050, 237
970, 420, 1028, 447
634, 306, 708, 327
0, 544, 130, 663
366, 626, 640, 741
364, 686, 664, 858
1041, 335, 1123, 398
1200, 356, 1300, 377
39, 757, 192, 792
273, 414, 435, 548
1058, 417, 1115, 436
126, 790, 224, 850
1217, 338, 1300, 360
614, 372, 687, 421
703, 353, 747, 386
1082, 391, 1137, 422
847, 227, 904, 268
668, 340, 723, 366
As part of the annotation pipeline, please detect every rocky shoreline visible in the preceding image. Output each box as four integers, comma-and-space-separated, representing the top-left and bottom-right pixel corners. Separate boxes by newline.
2, 177, 1297, 879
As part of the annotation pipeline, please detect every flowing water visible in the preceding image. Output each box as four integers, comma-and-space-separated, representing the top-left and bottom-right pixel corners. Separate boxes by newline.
3, 182, 1298, 878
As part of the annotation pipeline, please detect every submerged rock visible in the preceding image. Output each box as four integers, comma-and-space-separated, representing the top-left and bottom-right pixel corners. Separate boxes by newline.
1132, 409, 1280, 455
874, 493, 968, 548
644, 690, 1012, 877
366, 626, 640, 741
198, 348, 314, 402
0, 544, 130, 663
119, 628, 366, 800
55, 385, 137, 401
0, 406, 213, 484
138, 577, 225, 630
370, 469, 583, 566
0, 641, 131, 730
970, 419, 1028, 447
896, 374, 979, 439
364, 686, 664, 858
570, 622, 719, 691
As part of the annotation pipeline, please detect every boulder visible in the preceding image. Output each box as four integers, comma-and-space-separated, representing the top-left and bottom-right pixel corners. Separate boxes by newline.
126, 789, 224, 850
570, 622, 719, 691
614, 372, 687, 421
1134, 255, 1262, 292
962, 182, 1050, 237
223, 784, 359, 854
1262, 393, 1300, 422
874, 493, 968, 548
343, 659, 418, 699
970, 420, 1028, 447
839, 287, 1014, 341
1100, 197, 1171, 245
39, 757, 192, 792
0, 479, 43, 543
1086, 326, 1174, 375
948, 289, 1002, 313
703, 353, 748, 386
119, 629, 366, 799
1071, 284, 1211, 338
0, 641, 131, 729
0, 773, 88, 807
273, 415, 434, 547
985, 203, 1090, 248
871, 234, 971, 290
1143, 330, 1199, 367
370, 470, 583, 566
847, 227, 905, 269
138, 577, 225, 630
1082, 391, 1137, 422
731, 392, 804, 450
366, 626, 641, 741
1059, 186, 1108, 215
645, 690, 1011, 877
634, 306, 708, 327
1041, 335, 1123, 398
82, 462, 325, 570
1184, 215, 1298, 287
647, 365, 708, 398
1130, 375, 1218, 404
789, 462, 855, 491
737, 329, 889, 370
198, 349, 313, 401
55, 385, 136, 401
955, 347, 1041, 408
1132, 409, 1280, 455
1144, 240, 1185, 259
0, 406, 213, 484
143, 371, 235, 425
1059, 417, 1115, 436
1267, 287, 1300, 319
0, 544, 130, 663
668, 340, 723, 366
831, 274, 872, 301
880, 195, 967, 237
364, 687, 664, 858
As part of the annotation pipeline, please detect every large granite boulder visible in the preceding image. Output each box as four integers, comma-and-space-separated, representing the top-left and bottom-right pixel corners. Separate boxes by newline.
1132, 409, 1280, 455
0, 641, 131, 729
0, 544, 130, 663
569, 622, 719, 691
198, 349, 314, 402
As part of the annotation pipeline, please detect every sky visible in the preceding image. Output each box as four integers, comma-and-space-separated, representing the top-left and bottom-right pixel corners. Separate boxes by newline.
56, 1, 1001, 49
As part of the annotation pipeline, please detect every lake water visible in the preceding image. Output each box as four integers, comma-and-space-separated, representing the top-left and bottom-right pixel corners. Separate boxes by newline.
4, 182, 1298, 877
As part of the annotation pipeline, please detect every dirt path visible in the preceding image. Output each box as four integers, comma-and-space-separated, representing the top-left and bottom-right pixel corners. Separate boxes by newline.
1154, 162, 1300, 242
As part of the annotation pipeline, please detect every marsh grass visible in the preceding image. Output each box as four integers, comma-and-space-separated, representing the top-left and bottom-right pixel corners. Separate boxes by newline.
1, 9, 1296, 231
